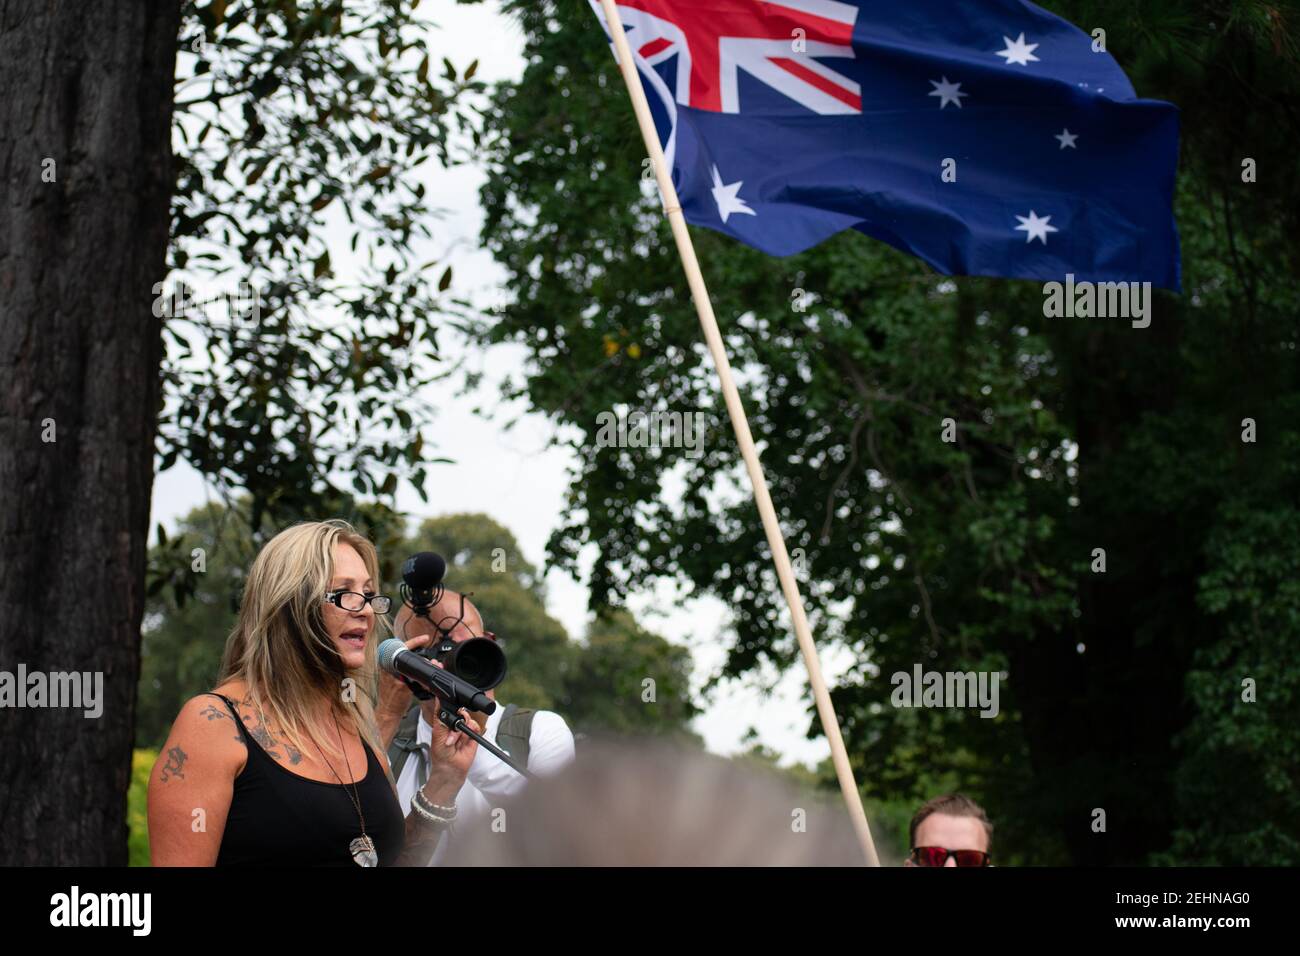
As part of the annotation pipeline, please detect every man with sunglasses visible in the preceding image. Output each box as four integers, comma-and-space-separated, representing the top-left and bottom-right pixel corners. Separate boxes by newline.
904, 793, 994, 867
376, 589, 576, 865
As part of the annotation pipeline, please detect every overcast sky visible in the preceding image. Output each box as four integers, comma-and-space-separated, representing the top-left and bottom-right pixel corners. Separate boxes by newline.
151, 0, 858, 769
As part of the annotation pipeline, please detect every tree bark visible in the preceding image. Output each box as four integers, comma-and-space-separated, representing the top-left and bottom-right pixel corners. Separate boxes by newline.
0, 0, 179, 864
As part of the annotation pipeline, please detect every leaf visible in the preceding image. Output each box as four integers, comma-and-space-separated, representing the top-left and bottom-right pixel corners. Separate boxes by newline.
438, 266, 453, 291
464, 59, 479, 81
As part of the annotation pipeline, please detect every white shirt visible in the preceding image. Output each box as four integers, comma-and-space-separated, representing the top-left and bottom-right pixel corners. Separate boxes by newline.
395, 702, 575, 865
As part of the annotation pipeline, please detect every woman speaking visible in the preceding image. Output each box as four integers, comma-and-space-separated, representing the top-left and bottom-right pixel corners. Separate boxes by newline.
148, 519, 475, 866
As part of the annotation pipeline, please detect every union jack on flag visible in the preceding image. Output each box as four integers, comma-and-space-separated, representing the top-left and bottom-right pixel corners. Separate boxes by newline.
589, 0, 1181, 288
611, 0, 862, 115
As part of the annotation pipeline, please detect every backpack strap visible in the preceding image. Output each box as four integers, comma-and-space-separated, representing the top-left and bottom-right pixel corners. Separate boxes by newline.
495, 703, 536, 771
386, 701, 427, 787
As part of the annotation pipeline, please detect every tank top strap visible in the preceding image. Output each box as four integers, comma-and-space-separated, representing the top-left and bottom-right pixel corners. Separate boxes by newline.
207, 693, 256, 750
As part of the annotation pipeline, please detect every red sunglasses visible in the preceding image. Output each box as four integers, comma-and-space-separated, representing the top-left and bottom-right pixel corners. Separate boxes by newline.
910, 846, 991, 867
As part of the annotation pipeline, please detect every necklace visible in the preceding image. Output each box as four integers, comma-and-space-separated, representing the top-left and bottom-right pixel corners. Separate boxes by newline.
314, 711, 378, 867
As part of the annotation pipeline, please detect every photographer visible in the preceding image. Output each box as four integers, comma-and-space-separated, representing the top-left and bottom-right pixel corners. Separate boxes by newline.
376, 589, 575, 865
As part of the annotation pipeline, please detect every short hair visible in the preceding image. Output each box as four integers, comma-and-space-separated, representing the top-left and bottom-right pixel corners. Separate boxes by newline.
442, 737, 869, 866
909, 793, 993, 851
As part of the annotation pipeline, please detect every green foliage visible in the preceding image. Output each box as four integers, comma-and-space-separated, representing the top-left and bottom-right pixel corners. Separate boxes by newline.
128, 749, 156, 867
475, 1, 1300, 863
161, 0, 486, 537
1157, 493, 1300, 864
561, 608, 700, 739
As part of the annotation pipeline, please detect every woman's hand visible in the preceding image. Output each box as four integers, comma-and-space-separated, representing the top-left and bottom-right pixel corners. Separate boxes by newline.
397, 702, 479, 867
420, 704, 480, 804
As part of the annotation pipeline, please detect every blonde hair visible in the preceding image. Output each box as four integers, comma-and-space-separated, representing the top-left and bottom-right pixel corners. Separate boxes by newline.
217, 519, 387, 762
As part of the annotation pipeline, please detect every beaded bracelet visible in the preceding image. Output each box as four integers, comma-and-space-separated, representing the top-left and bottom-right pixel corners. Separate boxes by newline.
411, 786, 457, 827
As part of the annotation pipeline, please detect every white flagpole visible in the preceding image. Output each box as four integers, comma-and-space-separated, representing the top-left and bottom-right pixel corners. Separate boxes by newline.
596, 0, 880, 867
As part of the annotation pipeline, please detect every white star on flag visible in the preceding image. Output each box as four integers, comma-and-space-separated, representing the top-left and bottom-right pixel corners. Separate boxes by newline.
928, 76, 967, 109
996, 33, 1040, 66
1055, 128, 1079, 149
1015, 210, 1059, 244
710, 165, 756, 224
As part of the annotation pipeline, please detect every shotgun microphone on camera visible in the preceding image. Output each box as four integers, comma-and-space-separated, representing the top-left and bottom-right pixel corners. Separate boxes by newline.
400, 551, 446, 615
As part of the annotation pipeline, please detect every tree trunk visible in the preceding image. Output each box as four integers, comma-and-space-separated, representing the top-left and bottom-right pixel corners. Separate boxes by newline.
0, 0, 179, 865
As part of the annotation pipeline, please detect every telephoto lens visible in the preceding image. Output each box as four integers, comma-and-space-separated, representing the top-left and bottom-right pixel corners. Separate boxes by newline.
422, 636, 508, 691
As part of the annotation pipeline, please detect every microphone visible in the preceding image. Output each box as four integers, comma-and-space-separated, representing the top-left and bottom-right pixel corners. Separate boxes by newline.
378, 638, 495, 715
399, 552, 446, 618
401, 552, 446, 592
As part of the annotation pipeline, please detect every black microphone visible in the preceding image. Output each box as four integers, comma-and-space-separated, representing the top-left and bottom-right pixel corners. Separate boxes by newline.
400, 552, 446, 620
377, 638, 495, 715
401, 552, 446, 592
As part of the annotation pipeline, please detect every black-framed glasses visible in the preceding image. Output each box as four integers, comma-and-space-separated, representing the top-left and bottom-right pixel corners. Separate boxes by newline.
324, 590, 392, 614
909, 846, 991, 867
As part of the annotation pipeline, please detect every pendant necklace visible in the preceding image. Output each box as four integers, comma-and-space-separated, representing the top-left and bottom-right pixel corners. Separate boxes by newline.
315, 711, 378, 867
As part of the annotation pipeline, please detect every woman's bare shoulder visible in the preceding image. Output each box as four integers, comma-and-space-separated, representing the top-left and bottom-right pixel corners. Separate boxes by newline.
202, 682, 310, 768
168, 689, 250, 759
211, 679, 247, 700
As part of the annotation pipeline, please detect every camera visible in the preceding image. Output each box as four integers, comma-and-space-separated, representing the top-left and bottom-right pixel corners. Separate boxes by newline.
399, 550, 508, 695
418, 634, 507, 692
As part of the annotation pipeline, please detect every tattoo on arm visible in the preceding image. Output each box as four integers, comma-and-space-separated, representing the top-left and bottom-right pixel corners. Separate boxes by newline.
396, 812, 445, 867
199, 703, 245, 745
247, 722, 284, 761
237, 696, 303, 765
160, 745, 188, 783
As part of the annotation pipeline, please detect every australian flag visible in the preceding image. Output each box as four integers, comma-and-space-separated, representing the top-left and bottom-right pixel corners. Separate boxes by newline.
590, 0, 1181, 289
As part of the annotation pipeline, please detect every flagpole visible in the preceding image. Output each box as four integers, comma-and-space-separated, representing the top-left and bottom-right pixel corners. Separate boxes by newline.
596, 0, 880, 867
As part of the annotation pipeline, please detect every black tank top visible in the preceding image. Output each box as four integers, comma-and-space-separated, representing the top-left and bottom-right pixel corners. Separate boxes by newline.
209, 694, 406, 867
